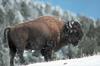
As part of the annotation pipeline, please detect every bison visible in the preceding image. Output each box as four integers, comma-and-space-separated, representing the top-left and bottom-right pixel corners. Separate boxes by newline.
3, 16, 83, 66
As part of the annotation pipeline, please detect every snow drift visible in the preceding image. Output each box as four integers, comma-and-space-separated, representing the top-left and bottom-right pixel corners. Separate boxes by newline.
25, 55, 100, 66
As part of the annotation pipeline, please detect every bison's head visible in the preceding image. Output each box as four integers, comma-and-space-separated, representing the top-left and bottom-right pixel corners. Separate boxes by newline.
63, 20, 83, 46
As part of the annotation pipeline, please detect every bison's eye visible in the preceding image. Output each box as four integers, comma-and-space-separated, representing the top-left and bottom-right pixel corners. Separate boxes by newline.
63, 27, 69, 34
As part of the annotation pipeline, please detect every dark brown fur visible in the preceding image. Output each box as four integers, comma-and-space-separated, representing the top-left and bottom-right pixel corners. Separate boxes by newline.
4, 16, 83, 66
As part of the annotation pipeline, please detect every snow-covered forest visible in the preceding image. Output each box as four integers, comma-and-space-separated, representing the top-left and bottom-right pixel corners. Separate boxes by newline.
0, 0, 100, 66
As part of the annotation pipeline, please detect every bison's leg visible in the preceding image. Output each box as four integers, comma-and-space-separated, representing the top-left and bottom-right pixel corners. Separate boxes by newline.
41, 48, 52, 61
41, 41, 54, 61
45, 50, 53, 61
17, 49, 25, 64
9, 47, 17, 66
8, 40, 17, 66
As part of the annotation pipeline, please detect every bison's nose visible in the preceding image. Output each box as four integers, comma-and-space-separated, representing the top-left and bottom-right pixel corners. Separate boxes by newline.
72, 41, 78, 46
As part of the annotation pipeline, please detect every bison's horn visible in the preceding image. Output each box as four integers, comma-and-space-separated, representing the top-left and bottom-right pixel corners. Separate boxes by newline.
68, 21, 72, 28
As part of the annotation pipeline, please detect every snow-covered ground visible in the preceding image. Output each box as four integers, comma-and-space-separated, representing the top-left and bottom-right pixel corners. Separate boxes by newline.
22, 55, 100, 66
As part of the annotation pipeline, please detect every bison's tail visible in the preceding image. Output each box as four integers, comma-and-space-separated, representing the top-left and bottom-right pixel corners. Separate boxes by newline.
3, 27, 10, 43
